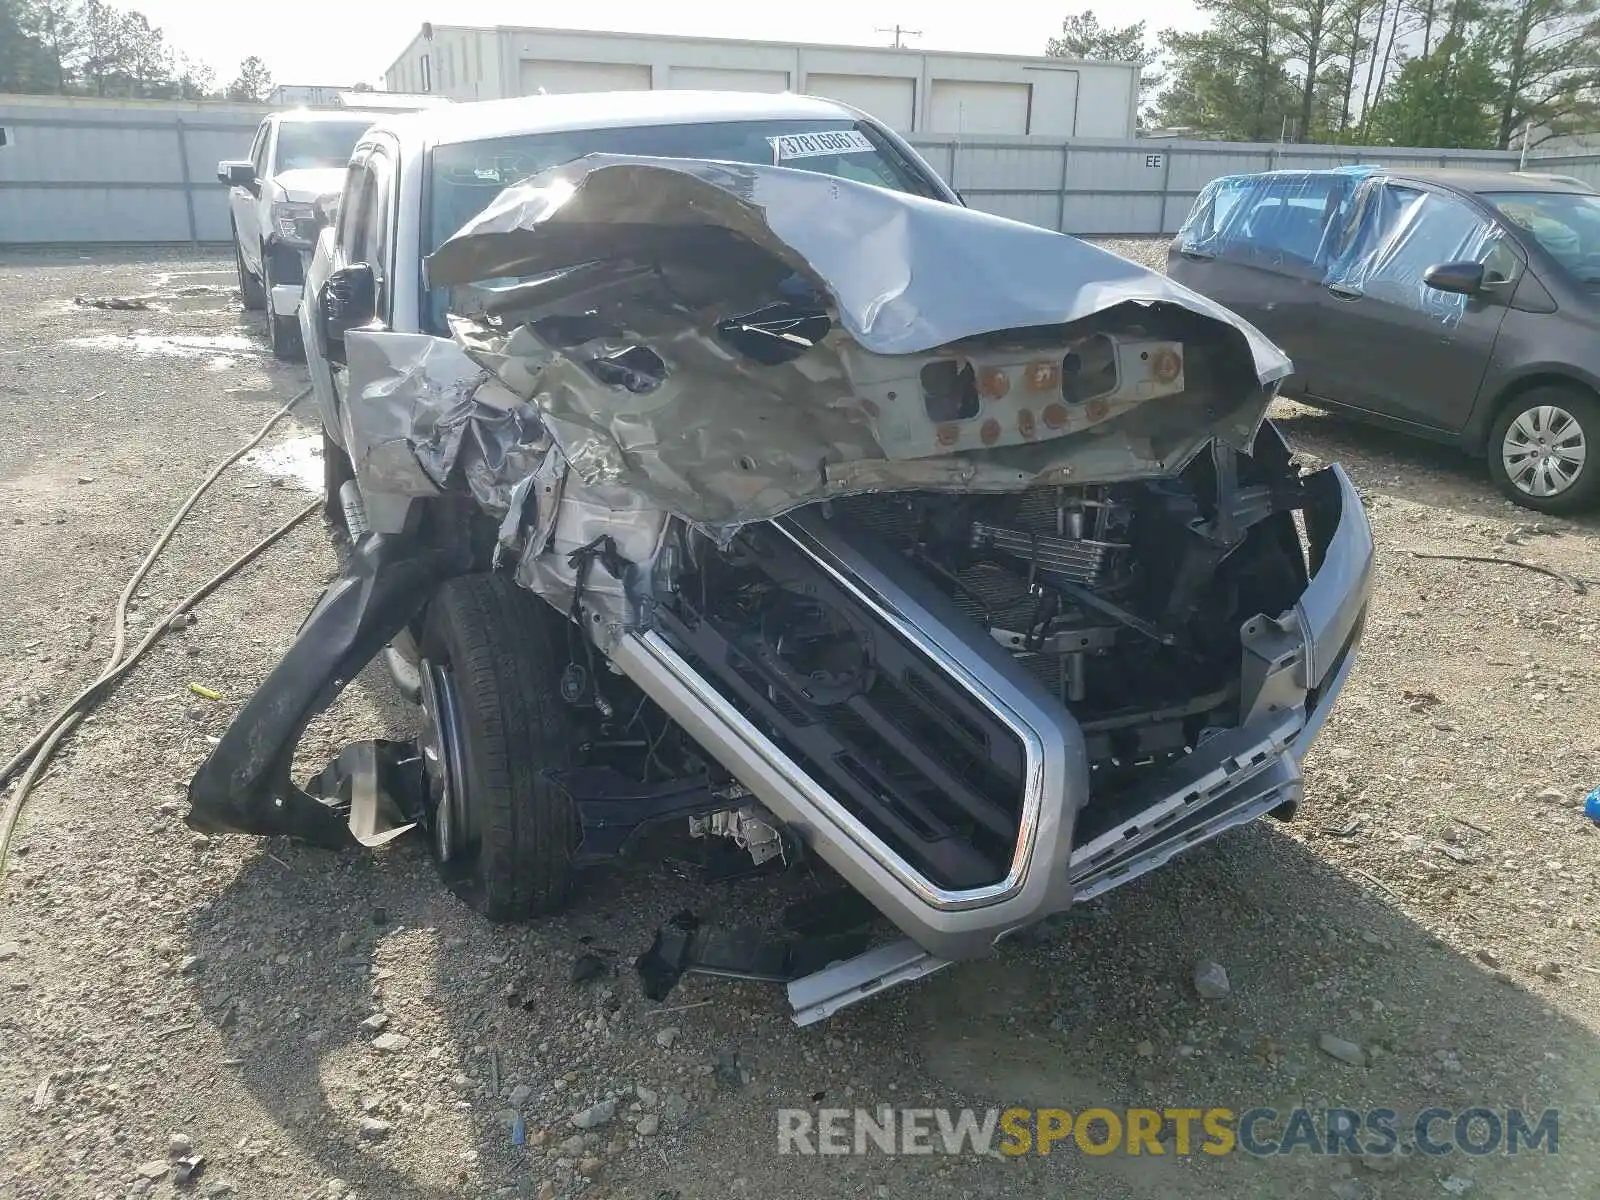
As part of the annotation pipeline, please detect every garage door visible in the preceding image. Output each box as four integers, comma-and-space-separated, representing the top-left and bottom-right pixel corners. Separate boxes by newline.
805, 74, 915, 130
929, 79, 1031, 135
518, 60, 652, 95
668, 66, 790, 92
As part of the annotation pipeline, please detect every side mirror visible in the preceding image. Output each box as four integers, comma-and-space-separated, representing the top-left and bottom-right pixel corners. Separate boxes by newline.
319, 264, 376, 362
1423, 260, 1487, 296
217, 160, 256, 189
313, 193, 340, 231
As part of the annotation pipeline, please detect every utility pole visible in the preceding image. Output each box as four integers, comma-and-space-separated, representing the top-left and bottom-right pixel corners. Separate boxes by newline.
876, 24, 922, 49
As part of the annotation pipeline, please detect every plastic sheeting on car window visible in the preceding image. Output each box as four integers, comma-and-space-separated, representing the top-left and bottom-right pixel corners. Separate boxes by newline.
1175, 167, 1375, 266
1324, 182, 1507, 327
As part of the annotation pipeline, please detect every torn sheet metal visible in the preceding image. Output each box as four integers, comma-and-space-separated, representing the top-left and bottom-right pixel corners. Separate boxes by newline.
333, 154, 1315, 558
185, 533, 466, 844
339, 157, 1303, 538
341, 331, 552, 516
425, 155, 1291, 381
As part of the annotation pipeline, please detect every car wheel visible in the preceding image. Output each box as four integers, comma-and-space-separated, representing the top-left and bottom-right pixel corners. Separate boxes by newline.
261, 249, 303, 362
1487, 386, 1600, 514
417, 574, 579, 921
233, 229, 266, 312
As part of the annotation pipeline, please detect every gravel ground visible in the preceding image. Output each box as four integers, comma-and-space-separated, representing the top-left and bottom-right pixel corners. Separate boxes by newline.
2, 244, 1597, 1200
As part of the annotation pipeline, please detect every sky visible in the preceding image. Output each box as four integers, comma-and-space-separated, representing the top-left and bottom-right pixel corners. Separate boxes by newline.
125, 0, 1210, 87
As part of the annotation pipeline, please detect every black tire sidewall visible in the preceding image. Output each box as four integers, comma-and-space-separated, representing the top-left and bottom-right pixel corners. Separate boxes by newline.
1487, 387, 1600, 514
262, 249, 300, 360
418, 575, 578, 920
233, 225, 265, 311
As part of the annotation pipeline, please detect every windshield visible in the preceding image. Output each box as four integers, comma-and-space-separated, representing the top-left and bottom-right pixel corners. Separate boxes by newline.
1484, 190, 1600, 287
427, 118, 941, 259
274, 120, 372, 172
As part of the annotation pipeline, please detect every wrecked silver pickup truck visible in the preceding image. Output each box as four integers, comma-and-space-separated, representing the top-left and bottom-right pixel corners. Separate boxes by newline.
188, 94, 1373, 1024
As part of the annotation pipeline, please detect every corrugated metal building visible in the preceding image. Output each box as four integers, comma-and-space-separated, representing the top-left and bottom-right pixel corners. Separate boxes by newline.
381, 25, 1139, 138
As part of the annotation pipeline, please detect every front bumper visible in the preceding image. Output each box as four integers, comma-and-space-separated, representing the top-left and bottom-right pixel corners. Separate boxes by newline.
183, 462, 1371, 1018
608, 463, 1372, 969
264, 239, 310, 319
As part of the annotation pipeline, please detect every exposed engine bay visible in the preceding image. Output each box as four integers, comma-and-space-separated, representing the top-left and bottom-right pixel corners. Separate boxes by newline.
640, 444, 1311, 895
185, 154, 1372, 1024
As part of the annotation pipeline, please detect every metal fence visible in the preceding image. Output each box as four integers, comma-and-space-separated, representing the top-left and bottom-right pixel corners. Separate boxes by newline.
0, 98, 268, 245
1517, 152, 1600, 190
0, 93, 1548, 245
908, 135, 1526, 237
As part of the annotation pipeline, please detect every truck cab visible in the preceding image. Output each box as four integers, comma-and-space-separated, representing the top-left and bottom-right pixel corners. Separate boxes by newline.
216, 110, 378, 358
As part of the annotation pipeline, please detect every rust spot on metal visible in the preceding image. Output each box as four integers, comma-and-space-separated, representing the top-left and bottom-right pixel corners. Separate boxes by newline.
977, 366, 1010, 400
1150, 347, 1182, 384
1042, 402, 1069, 429
936, 423, 961, 447
979, 418, 1002, 446
1024, 360, 1060, 393
1017, 408, 1037, 440
1086, 398, 1111, 422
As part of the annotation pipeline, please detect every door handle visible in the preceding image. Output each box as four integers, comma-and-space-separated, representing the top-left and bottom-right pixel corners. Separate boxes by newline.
1326, 284, 1363, 300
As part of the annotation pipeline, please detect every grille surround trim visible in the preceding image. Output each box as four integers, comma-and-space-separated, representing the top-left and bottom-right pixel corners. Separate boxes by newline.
767, 507, 1086, 909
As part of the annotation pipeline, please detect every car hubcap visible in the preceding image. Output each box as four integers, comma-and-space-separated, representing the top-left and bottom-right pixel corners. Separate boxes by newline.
418, 658, 468, 862
1503, 404, 1586, 498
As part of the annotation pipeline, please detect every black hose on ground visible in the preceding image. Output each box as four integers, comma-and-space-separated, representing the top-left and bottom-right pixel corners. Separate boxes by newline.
0, 387, 317, 881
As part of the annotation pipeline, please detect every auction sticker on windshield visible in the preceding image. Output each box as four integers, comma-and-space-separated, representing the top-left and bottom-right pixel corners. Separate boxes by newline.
771, 130, 877, 160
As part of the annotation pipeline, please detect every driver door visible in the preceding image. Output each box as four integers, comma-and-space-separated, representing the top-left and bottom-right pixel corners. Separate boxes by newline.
324, 147, 395, 450
232, 122, 269, 274
1310, 183, 1517, 433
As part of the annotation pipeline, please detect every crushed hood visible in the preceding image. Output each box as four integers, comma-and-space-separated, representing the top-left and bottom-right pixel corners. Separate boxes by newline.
427, 155, 1289, 379
345, 155, 1295, 535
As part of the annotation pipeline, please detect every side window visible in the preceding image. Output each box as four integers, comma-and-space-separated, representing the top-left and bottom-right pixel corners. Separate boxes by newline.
252, 122, 272, 176
1481, 236, 1523, 286
362, 149, 396, 316
246, 122, 269, 176
336, 155, 373, 260
1235, 176, 1341, 265
1180, 174, 1343, 266
1348, 185, 1509, 320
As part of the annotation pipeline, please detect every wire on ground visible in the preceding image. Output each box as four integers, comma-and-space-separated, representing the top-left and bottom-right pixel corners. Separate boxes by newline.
0, 388, 316, 882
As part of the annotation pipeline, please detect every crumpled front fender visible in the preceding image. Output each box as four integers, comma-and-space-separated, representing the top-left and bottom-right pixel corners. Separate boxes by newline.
185, 533, 467, 846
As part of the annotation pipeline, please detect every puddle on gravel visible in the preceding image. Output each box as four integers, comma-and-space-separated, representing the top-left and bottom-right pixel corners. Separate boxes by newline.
64, 332, 260, 359
245, 434, 322, 492
151, 269, 237, 290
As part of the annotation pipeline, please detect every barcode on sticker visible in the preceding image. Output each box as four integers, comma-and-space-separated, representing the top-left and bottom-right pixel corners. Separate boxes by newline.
771, 130, 876, 160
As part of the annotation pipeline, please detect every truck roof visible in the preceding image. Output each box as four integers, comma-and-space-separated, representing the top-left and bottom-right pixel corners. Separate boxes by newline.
271, 108, 385, 126
364, 90, 867, 149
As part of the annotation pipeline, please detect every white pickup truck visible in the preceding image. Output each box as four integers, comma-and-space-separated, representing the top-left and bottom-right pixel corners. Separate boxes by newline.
216, 110, 376, 358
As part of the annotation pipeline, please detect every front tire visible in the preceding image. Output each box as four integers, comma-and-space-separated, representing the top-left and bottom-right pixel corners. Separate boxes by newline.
233, 229, 266, 312
1487, 386, 1600, 514
418, 575, 579, 921
262, 248, 303, 362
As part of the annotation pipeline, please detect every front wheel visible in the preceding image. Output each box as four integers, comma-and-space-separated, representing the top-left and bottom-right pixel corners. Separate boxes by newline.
233, 230, 266, 312
417, 575, 580, 920
262, 249, 303, 362
1487, 386, 1600, 514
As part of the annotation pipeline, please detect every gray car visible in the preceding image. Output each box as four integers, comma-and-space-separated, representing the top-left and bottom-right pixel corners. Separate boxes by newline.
186, 93, 1372, 1023
1169, 166, 1600, 513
